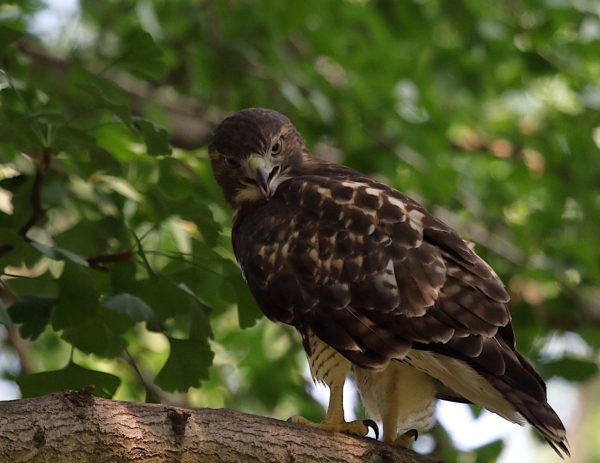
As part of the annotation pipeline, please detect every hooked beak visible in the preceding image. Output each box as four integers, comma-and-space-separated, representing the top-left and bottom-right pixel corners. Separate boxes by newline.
243, 154, 275, 199
254, 166, 271, 198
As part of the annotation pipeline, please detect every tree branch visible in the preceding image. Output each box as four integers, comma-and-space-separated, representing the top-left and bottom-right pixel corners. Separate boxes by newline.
0, 390, 444, 463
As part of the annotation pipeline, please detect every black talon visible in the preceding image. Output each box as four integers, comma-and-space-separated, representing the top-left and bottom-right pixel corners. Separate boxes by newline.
286, 417, 293, 422
363, 419, 379, 440
405, 429, 418, 441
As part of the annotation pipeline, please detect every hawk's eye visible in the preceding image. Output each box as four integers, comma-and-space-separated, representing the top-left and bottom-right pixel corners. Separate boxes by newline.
223, 157, 240, 169
271, 138, 283, 156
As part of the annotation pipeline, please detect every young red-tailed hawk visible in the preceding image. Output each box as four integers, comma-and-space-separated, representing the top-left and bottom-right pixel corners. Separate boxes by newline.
209, 108, 569, 457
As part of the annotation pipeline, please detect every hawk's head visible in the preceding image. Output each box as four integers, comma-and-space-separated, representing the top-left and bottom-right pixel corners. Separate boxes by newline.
209, 108, 306, 207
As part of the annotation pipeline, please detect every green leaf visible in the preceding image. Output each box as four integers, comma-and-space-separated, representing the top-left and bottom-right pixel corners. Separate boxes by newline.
0, 230, 41, 268
30, 241, 89, 266
235, 279, 262, 329
8, 296, 54, 339
189, 302, 213, 340
3, 275, 59, 299
145, 386, 161, 404
538, 357, 599, 382
136, 119, 171, 156
54, 218, 130, 258
109, 260, 138, 294
62, 308, 133, 357
52, 263, 102, 329
97, 175, 143, 201
102, 293, 161, 325
75, 83, 134, 129
135, 278, 193, 319
117, 30, 166, 80
0, 299, 12, 327
183, 267, 229, 313
473, 439, 503, 463
578, 327, 600, 350
16, 362, 121, 399
154, 337, 213, 392
0, 26, 24, 53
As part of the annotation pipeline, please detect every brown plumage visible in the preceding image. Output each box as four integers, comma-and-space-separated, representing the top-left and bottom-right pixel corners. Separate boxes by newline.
209, 108, 569, 457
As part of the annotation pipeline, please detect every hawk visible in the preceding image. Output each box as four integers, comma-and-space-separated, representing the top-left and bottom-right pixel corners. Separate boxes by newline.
208, 108, 569, 457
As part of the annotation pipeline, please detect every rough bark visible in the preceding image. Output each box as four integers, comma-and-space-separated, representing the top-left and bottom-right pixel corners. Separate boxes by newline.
0, 390, 444, 463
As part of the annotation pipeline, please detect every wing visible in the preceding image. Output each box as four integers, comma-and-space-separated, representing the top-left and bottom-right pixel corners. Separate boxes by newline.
233, 172, 510, 361
232, 170, 567, 455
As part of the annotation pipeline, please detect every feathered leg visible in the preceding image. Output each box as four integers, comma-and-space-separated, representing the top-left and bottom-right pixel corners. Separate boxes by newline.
289, 331, 378, 438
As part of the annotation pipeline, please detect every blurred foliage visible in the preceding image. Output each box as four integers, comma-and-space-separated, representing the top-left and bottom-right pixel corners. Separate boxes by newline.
1, 0, 599, 460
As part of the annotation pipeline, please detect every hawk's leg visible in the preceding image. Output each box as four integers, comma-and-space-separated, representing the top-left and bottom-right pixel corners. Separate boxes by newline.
393, 429, 418, 447
381, 400, 418, 446
289, 373, 376, 437
354, 361, 437, 446
289, 331, 377, 438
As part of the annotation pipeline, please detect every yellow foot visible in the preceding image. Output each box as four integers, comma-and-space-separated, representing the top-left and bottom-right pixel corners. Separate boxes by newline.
393, 429, 418, 447
288, 416, 379, 439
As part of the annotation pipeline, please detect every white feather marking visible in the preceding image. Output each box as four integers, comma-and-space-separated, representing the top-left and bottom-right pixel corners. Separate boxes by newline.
408, 209, 425, 233
388, 197, 407, 211
317, 186, 330, 196
365, 187, 381, 196
405, 351, 525, 425
281, 242, 290, 257
341, 180, 368, 188
374, 260, 397, 291
323, 256, 332, 273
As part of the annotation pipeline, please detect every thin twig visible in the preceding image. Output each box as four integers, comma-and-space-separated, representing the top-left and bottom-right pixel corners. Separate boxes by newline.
18, 149, 52, 240
123, 350, 190, 408
87, 250, 134, 271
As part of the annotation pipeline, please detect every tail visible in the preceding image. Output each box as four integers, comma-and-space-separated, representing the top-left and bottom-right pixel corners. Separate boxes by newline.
493, 350, 570, 458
